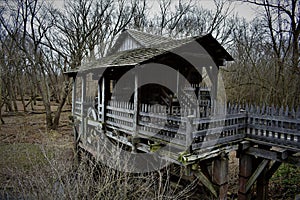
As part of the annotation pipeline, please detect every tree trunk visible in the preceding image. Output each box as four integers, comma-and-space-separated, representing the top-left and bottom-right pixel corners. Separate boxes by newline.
34, 66, 53, 130
17, 74, 27, 112
0, 68, 4, 124
52, 78, 70, 130
10, 78, 18, 112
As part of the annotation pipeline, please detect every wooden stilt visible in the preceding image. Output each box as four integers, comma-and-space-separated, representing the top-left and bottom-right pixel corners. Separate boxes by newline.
238, 153, 253, 200
212, 153, 229, 200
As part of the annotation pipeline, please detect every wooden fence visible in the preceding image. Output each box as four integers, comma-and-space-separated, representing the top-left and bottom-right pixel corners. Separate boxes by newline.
75, 100, 300, 152
243, 104, 300, 149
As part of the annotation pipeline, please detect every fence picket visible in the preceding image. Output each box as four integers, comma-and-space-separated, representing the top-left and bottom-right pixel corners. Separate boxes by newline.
285, 106, 289, 117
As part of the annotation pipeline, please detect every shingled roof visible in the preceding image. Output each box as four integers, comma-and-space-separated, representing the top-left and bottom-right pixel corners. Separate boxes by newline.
66, 30, 233, 74
108, 29, 174, 54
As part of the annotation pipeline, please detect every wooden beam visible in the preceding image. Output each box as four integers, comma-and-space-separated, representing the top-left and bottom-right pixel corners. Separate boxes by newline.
240, 141, 251, 151
266, 161, 282, 180
245, 159, 269, 193
194, 168, 218, 198
256, 158, 268, 200
246, 147, 289, 163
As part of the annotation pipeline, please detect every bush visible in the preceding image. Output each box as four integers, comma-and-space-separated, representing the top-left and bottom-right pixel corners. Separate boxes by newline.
269, 163, 300, 199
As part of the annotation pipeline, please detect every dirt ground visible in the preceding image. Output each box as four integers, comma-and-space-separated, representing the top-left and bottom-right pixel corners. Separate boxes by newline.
0, 101, 74, 192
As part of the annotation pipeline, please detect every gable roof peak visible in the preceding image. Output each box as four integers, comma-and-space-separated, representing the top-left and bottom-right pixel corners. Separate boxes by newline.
125, 29, 175, 47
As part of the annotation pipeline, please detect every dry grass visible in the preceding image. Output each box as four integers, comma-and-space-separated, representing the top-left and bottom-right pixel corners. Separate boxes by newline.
0, 107, 198, 199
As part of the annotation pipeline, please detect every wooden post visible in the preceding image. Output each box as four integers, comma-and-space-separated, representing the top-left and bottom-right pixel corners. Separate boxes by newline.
81, 75, 86, 117
176, 68, 179, 96
206, 66, 218, 115
71, 75, 79, 165
186, 115, 194, 153
132, 68, 139, 152
212, 66, 218, 101
81, 75, 86, 142
212, 153, 229, 200
97, 77, 101, 121
238, 153, 253, 200
101, 76, 105, 123
71, 76, 76, 115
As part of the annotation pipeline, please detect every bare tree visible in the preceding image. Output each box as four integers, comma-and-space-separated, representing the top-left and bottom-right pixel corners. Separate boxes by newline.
223, 18, 273, 103
147, 0, 234, 45
0, 0, 59, 128
226, 0, 300, 106
151, 0, 193, 37
97, 0, 141, 57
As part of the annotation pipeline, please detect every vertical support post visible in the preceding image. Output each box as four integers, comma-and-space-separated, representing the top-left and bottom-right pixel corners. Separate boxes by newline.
132, 68, 139, 152
238, 153, 253, 200
176, 68, 179, 96
81, 75, 86, 142
97, 77, 101, 121
72, 76, 77, 115
101, 76, 105, 123
212, 66, 218, 115
72, 75, 79, 166
81, 75, 86, 117
212, 153, 229, 200
186, 115, 194, 153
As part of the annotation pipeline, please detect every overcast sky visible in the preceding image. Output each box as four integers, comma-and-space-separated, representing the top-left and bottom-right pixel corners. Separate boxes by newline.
51, 0, 260, 21
198, 0, 258, 20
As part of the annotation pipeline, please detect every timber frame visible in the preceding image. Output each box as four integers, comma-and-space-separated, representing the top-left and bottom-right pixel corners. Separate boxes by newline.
67, 30, 300, 199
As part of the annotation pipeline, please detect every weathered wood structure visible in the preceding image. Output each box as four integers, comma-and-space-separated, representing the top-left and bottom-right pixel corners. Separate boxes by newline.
67, 29, 300, 199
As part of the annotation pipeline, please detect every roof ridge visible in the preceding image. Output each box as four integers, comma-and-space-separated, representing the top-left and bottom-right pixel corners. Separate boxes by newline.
125, 29, 174, 47
126, 29, 174, 39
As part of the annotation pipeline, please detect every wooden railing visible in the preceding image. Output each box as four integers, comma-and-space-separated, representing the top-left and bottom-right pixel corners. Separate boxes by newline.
191, 113, 247, 150
73, 96, 95, 116
74, 101, 81, 115
244, 104, 300, 149
106, 101, 134, 135
139, 104, 188, 148
76, 100, 300, 151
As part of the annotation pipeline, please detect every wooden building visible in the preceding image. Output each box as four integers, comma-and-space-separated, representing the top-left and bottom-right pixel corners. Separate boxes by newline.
66, 29, 300, 199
